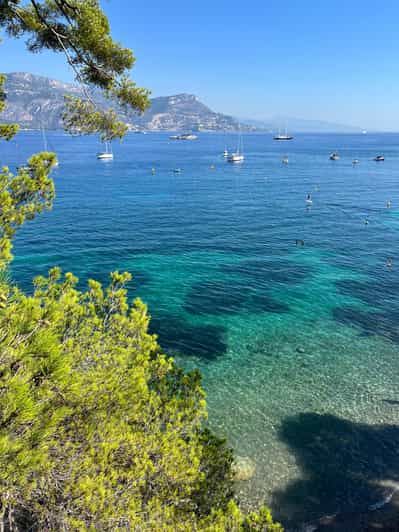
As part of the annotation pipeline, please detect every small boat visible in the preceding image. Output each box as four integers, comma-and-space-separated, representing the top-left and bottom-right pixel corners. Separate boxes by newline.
374, 155, 384, 161
173, 168, 182, 173
282, 156, 289, 164
170, 133, 198, 140
329, 152, 340, 161
97, 141, 113, 160
228, 127, 244, 163
228, 153, 244, 163
306, 193, 312, 205
97, 152, 113, 160
273, 128, 293, 141
179, 133, 198, 140
352, 159, 360, 165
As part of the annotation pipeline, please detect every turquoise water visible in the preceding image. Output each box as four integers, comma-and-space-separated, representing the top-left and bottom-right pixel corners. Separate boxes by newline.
4, 131, 399, 526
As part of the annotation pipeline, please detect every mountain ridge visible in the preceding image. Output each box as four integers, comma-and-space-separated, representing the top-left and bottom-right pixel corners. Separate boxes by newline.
1, 72, 243, 132
2, 72, 362, 133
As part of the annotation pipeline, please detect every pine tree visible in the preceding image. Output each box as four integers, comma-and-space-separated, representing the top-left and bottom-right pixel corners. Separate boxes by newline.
0, 2, 283, 530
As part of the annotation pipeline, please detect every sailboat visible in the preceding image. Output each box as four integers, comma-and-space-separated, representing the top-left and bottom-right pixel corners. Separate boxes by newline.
228, 128, 244, 163
40, 124, 59, 167
97, 141, 114, 160
273, 127, 293, 141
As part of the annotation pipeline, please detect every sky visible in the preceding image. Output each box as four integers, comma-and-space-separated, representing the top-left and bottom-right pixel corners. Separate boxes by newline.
1, 0, 399, 130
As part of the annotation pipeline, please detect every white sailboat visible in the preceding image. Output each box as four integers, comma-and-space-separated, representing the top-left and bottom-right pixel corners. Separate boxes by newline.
228, 128, 244, 163
97, 141, 114, 160
40, 124, 59, 167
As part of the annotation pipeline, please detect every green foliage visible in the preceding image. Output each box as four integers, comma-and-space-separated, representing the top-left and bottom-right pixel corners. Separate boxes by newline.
0, 269, 282, 530
0, 153, 56, 269
0, 74, 19, 140
63, 94, 128, 141
193, 428, 235, 515
0, 0, 151, 139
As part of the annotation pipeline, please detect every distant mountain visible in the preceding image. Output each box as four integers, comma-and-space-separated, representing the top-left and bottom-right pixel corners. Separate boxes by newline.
2, 72, 243, 132
2, 72, 82, 130
2, 72, 362, 133
241, 116, 362, 133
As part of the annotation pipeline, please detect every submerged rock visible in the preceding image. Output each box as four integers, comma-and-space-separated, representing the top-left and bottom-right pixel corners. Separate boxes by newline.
232, 455, 256, 481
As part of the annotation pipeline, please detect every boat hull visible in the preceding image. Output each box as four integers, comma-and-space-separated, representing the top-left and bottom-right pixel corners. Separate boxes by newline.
228, 156, 244, 163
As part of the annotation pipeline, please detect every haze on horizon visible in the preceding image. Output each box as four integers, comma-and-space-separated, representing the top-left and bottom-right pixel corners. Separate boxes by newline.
1, 0, 398, 131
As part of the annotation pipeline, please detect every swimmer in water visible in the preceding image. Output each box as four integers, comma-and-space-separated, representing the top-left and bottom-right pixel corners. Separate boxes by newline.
387, 258, 393, 268
364, 219, 369, 225
387, 200, 392, 208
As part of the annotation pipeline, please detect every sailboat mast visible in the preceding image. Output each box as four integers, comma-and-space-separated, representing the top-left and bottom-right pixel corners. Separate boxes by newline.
41, 124, 48, 151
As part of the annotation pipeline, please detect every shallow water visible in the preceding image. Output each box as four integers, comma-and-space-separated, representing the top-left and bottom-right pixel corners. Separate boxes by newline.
4, 131, 399, 526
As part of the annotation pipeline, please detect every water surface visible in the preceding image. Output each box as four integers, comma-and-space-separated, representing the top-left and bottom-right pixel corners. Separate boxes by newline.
4, 131, 399, 526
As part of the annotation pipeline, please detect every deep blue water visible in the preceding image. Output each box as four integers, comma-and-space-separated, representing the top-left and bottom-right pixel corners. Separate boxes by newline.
3, 131, 399, 526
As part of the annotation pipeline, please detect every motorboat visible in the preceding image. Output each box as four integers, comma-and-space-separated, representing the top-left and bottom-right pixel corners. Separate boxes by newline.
329, 152, 340, 161
170, 133, 198, 140
179, 133, 197, 140
374, 155, 384, 161
273, 128, 293, 140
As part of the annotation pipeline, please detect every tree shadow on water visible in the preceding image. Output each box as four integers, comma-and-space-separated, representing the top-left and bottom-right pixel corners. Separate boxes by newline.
273, 413, 399, 528
148, 314, 227, 361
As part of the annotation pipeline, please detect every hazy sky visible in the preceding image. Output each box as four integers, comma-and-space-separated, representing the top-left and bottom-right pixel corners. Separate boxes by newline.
1, 0, 399, 130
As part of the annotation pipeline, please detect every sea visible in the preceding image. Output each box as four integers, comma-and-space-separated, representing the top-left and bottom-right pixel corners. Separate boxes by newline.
3, 131, 399, 527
